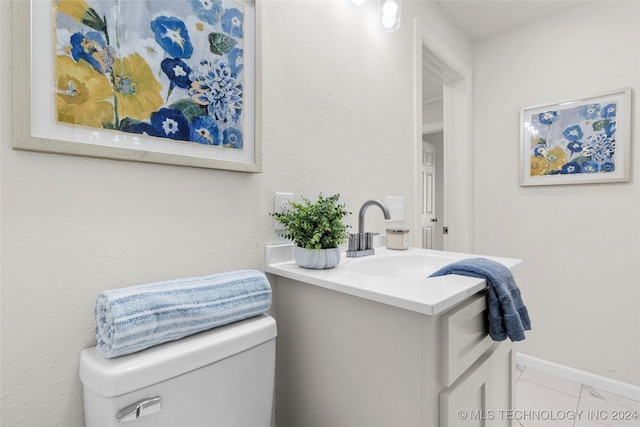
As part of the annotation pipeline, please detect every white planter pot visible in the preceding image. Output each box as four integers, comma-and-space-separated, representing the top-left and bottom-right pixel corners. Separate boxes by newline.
293, 246, 341, 269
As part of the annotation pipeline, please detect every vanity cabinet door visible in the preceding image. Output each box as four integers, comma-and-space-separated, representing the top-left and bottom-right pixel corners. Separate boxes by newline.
440, 290, 494, 387
439, 342, 514, 427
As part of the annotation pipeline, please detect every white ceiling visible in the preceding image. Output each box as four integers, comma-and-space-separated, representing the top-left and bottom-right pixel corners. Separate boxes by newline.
422, 1, 587, 100
436, 1, 587, 42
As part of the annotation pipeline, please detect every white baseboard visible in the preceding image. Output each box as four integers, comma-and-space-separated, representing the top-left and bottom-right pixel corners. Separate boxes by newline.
516, 353, 640, 401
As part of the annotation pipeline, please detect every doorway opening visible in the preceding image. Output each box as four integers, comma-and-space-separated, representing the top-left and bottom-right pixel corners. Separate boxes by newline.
421, 130, 443, 249
414, 19, 473, 252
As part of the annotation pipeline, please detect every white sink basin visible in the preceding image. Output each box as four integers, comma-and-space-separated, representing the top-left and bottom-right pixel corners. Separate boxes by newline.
266, 245, 522, 315
347, 252, 462, 280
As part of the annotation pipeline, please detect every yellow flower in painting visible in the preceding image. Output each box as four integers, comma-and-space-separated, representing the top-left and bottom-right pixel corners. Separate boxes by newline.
112, 53, 163, 121
530, 156, 549, 176
56, 0, 90, 20
55, 0, 107, 35
546, 146, 568, 171
55, 55, 114, 127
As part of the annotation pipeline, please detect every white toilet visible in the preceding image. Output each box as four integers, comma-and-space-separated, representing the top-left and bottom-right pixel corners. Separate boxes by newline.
80, 314, 277, 427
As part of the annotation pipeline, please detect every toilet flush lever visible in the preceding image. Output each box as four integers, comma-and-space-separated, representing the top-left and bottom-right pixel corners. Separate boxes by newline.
116, 397, 161, 422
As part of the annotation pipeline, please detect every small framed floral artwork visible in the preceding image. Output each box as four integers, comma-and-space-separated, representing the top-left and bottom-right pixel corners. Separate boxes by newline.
520, 88, 631, 186
13, 0, 261, 172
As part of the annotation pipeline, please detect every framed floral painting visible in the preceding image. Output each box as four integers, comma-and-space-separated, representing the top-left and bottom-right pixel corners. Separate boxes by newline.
13, 0, 261, 172
520, 88, 631, 186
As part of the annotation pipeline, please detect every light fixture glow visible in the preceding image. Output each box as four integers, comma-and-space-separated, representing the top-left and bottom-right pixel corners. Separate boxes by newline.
378, 0, 401, 32
346, 0, 366, 7
381, 15, 397, 29
382, 1, 398, 16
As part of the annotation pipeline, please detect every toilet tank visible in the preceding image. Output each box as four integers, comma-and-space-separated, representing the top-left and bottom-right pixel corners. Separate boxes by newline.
80, 314, 277, 427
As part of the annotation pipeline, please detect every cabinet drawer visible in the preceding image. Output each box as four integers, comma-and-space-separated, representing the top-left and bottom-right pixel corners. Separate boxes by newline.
440, 290, 493, 387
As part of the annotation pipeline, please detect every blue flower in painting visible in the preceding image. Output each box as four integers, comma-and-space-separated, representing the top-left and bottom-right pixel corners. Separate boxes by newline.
582, 133, 615, 162
222, 7, 244, 38
581, 160, 599, 173
538, 111, 558, 125
150, 108, 190, 140
151, 16, 193, 59
161, 58, 192, 89
186, 0, 223, 25
533, 145, 547, 157
601, 103, 617, 118
604, 121, 616, 138
223, 127, 243, 149
579, 104, 601, 120
120, 119, 159, 137
189, 116, 223, 145
227, 48, 244, 75
189, 60, 243, 123
601, 162, 615, 172
566, 141, 583, 153
561, 162, 581, 174
69, 31, 114, 74
563, 125, 583, 142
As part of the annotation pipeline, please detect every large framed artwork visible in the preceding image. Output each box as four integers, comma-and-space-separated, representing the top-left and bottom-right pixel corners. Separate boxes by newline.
520, 88, 631, 186
13, 0, 261, 172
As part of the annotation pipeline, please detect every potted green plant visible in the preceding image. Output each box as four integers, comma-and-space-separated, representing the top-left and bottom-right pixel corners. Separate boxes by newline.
271, 193, 350, 269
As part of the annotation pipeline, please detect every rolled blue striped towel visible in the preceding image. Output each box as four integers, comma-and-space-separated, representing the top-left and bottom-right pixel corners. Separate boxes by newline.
95, 269, 272, 358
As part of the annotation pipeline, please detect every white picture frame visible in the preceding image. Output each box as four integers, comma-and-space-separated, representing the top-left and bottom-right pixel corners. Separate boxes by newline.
520, 88, 631, 186
13, 0, 262, 172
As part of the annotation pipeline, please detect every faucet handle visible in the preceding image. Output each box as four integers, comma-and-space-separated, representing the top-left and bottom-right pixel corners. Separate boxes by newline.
359, 232, 374, 251
346, 232, 377, 258
365, 232, 373, 250
348, 233, 359, 251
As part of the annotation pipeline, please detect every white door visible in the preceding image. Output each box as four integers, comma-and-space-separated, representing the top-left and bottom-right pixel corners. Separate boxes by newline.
421, 141, 437, 249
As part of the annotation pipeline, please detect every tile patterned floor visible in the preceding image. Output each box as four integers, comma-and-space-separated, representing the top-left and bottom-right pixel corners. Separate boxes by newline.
516, 365, 640, 427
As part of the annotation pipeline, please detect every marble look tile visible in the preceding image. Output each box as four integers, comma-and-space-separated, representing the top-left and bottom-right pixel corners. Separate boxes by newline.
574, 386, 640, 427
516, 366, 640, 427
519, 367, 583, 398
516, 378, 580, 427
580, 386, 640, 409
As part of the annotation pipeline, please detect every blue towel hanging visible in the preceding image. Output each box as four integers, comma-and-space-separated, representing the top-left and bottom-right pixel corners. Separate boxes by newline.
429, 258, 531, 341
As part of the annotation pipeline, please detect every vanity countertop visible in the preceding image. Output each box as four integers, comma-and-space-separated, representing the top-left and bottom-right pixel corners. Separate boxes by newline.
265, 244, 522, 315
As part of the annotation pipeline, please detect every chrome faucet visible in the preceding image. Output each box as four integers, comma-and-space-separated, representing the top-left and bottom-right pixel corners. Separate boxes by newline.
346, 199, 391, 257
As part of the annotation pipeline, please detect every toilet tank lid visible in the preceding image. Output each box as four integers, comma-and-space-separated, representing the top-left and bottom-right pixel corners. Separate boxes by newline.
80, 314, 276, 398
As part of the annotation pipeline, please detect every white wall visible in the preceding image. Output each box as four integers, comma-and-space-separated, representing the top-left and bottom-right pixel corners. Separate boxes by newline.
0, 1, 471, 425
473, 1, 639, 385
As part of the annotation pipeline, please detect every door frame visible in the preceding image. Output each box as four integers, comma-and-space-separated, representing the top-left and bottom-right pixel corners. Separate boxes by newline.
413, 18, 474, 252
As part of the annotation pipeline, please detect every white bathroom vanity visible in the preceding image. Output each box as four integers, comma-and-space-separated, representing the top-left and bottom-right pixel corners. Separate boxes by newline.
266, 244, 523, 427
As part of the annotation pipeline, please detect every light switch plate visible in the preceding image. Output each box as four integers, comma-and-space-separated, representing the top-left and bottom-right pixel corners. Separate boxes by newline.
385, 196, 404, 221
